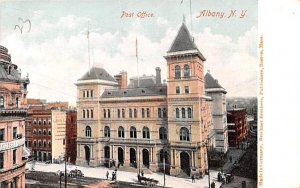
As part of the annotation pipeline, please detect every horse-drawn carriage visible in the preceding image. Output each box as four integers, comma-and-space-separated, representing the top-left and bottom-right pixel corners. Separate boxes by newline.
137, 174, 159, 186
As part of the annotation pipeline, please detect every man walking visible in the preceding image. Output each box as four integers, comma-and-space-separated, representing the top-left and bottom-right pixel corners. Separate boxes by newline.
191, 174, 195, 183
106, 171, 109, 180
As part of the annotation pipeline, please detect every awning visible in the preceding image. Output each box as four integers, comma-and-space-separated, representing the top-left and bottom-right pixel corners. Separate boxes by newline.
23, 146, 31, 158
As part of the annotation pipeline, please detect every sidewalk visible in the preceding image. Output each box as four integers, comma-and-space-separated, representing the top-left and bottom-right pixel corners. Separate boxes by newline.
26, 162, 223, 188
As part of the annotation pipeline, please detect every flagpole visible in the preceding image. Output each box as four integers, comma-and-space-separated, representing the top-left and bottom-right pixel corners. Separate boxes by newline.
87, 21, 91, 76
136, 36, 139, 88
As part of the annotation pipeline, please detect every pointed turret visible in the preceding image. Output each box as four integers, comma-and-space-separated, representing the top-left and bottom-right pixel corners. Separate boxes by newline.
166, 23, 206, 61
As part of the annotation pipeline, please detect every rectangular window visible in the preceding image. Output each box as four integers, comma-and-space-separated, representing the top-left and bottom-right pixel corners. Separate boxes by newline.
13, 127, 17, 139
0, 153, 3, 169
13, 149, 17, 165
83, 90, 85, 98
0, 129, 4, 141
176, 86, 180, 94
146, 108, 150, 118
90, 90, 93, 98
142, 108, 145, 118
185, 86, 189, 94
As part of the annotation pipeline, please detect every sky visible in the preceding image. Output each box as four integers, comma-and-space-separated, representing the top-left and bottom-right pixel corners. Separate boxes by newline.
0, 0, 257, 105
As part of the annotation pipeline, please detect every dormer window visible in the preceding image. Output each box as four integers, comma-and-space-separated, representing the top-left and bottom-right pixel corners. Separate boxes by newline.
141, 90, 145, 93
107, 92, 112, 95
123, 91, 127, 94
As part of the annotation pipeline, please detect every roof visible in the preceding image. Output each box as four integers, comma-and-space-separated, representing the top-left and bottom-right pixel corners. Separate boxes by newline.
128, 76, 156, 88
204, 72, 225, 89
101, 86, 167, 98
167, 23, 206, 61
78, 67, 117, 82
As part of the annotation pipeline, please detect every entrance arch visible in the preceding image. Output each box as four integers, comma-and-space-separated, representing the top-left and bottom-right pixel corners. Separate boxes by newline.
142, 149, 150, 168
118, 147, 124, 165
130, 148, 136, 168
180, 151, 190, 176
84, 145, 90, 165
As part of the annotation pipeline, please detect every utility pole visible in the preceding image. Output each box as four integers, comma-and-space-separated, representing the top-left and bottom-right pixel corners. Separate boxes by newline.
163, 153, 166, 187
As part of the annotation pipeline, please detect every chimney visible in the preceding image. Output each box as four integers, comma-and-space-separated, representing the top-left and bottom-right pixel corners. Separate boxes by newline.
114, 71, 128, 89
155, 67, 161, 85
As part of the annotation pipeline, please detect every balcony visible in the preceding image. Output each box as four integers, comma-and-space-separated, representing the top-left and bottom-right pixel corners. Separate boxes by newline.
0, 108, 27, 117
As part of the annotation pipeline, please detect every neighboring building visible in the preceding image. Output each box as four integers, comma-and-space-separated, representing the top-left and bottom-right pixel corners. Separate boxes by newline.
26, 100, 72, 163
76, 22, 212, 177
0, 45, 30, 187
227, 108, 248, 147
66, 110, 77, 164
205, 72, 229, 153
51, 109, 67, 162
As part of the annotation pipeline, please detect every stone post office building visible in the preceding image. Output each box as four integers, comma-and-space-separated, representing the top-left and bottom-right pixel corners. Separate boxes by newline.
75, 23, 214, 177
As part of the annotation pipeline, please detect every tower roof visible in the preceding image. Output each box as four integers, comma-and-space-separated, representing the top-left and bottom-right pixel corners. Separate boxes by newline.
78, 67, 117, 83
205, 72, 226, 93
167, 23, 206, 61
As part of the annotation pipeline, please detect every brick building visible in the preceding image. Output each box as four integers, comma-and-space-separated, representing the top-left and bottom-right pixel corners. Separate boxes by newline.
0, 45, 30, 187
66, 111, 77, 164
25, 100, 73, 163
227, 108, 248, 147
76, 22, 213, 177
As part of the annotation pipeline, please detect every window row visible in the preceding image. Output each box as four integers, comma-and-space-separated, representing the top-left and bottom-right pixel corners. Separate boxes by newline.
175, 107, 193, 118
0, 149, 17, 169
0, 96, 21, 108
176, 86, 190, 94
104, 108, 151, 119
32, 119, 51, 125
33, 129, 51, 136
0, 127, 21, 141
83, 109, 94, 119
175, 64, 191, 79
82, 90, 94, 98
85, 126, 168, 140
32, 140, 52, 148
157, 108, 167, 118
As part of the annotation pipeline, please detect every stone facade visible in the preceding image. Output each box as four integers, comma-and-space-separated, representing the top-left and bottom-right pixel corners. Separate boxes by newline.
76, 23, 212, 177
0, 45, 30, 187
205, 72, 229, 153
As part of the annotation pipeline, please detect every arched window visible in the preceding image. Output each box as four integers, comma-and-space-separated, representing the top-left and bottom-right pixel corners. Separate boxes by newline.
104, 126, 110, 137
38, 121, 41, 125
176, 108, 180, 118
188, 107, 192, 118
118, 126, 124, 138
43, 120, 46, 125
146, 108, 150, 118
38, 141, 42, 147
184, 64, 190, 77
103, 109, 106, 118
48, 130, 51, 135
163, 108, 167, 118
34, 121, 37, 125
33, 141, 37, 147
43, 141, 47, 148
130, 126, 137, 138
142, 108, 145, 118
180, 127, 190, 141
175, 65, 181, 79
38, 130, 42, 135
108, 109, 111, 118
43, 130, 47, 135
129, 109, 133, 118
158, 108, 162, 118
134, 109, 137, 118
86, 126, 91, 137
33, 130, 36, 135
48, 142, 51, 148
142, 127, 150, 139
182, 108, 186, 118
91, 109, 93, 118
118, 109, 121, 118
0, 96, 4, 108
159, 127, 167, 140
122, 109, 125, 118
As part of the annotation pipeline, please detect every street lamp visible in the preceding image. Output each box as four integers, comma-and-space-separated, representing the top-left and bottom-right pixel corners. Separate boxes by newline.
204, 138, 210, 188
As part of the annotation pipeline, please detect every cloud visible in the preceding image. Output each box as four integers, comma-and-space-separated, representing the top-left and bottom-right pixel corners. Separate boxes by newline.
2, 14, 257, 105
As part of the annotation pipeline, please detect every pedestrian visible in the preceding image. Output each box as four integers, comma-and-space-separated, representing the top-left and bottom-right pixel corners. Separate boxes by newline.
106, 171, 109, 180
191, 174, 195, 183
217, 172, 221, 182
112, 171, 115, 181
141, 170, 144, 177
211, 182, 216, 188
